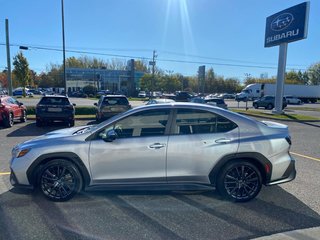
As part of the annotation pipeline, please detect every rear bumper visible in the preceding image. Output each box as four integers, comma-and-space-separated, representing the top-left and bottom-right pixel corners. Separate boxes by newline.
266, 159, 296, 186
36, 113, 74, 121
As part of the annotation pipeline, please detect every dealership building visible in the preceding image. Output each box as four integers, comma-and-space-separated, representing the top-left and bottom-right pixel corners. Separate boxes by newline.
66, 59, 145, 96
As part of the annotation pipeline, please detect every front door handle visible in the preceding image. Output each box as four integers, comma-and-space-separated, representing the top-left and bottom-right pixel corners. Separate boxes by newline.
215, 138, 231, 144
149, 143, 165, 149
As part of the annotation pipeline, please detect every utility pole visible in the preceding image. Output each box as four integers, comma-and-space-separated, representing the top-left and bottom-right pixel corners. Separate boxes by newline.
149, 50, 157, 98
61, 0, 67, 95
5, 19, 13, 96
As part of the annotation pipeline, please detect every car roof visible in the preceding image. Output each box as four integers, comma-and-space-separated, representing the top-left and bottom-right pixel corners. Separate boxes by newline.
42, 95, 68, 98
103, 95, 127, 98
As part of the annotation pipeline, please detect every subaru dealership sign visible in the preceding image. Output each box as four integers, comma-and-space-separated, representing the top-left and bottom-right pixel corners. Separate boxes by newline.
265, 2, 309, 47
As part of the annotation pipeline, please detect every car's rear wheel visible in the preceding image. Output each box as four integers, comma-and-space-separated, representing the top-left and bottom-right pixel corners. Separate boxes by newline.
38, 159, 83, 201
266, 103, 273, 110
36, 119, 42, 127
4, 112, 14, 128
216, 160, 262, 202
20, 110, 27, 122
69, 119, 75, 127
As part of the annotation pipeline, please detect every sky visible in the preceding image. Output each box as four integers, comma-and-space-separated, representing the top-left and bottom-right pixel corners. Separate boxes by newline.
0, 0, 319, 82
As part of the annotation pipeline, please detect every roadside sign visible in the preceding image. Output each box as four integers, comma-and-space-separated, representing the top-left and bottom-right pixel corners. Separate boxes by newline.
265, 2, 309, 48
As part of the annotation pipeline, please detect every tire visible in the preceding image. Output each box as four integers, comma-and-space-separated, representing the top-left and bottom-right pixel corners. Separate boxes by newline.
4, 113, 14, 128
69, 119, 75, 127
253, 103, 258, 109
38, 159, 83, 201
36, 119, 42, 127
216, 160, 262, 202
20, 110, 27, 123
266, 103, 273, 110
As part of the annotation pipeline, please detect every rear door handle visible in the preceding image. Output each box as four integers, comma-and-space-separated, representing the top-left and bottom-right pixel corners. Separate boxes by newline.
215, 138, 231, 144
149, 143, 166, 149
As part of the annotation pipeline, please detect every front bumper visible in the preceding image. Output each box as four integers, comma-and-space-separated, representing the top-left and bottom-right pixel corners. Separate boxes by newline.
10, 170, 33, 189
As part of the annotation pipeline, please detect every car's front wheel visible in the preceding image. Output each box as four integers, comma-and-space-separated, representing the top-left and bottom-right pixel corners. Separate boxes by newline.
253, 103, 258, 109
38, 159, 83, 201
266, 103, 273, 110
4, 112, 14, 128
216, 160, 262, 202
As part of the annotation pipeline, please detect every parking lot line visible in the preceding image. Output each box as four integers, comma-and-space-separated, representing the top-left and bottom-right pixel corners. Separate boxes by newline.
0, 172, 10, 176
291, 152, 320, 162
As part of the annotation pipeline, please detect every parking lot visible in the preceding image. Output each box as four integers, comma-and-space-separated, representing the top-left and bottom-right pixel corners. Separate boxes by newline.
0, 112, 320, 239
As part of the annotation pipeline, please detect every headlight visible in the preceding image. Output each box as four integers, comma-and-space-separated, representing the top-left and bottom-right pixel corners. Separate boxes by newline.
12, 147, 31, 158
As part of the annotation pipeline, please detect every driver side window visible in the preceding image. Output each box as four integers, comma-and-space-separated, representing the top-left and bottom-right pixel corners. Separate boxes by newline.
100, 109, 170, 139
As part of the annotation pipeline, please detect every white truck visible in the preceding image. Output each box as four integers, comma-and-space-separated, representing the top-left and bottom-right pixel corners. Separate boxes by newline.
236, 83, 320, 103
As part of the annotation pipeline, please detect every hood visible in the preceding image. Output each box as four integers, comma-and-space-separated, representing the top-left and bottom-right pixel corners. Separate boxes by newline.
20, 125, 93, 146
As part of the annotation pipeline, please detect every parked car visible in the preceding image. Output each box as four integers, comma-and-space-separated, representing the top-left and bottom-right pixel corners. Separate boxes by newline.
10, 103, 295, 202
175, 91, 193, 102
285, 95, 302, 105
94, 95, 131, 122
36, 95, 76, 127
190, 97, 228, 109
138, 91, 147, 98
0, 96, 27, 128
13, 89, 33, 97
253, 95, 287, 110
146, 98, 175, 105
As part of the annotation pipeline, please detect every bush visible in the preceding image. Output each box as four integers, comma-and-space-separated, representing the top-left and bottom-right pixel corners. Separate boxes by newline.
26, 106, 96, 115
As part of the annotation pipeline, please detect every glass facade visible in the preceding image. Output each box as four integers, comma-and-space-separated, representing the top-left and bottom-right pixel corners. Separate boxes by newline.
66, 67, 145, 95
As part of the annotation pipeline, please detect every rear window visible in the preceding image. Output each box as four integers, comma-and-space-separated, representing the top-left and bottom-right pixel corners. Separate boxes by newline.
207, 99, 224, 104
39, 97, 70, 105
102, 97, 129, 106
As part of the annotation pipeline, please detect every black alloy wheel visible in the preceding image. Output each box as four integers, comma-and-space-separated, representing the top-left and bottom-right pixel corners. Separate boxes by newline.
253, 103, 258, 109
38, 160, 83, 201
216, 161, 262, 202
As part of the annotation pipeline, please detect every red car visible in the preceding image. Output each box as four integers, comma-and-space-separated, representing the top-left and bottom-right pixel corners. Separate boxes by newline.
0, 96, 27, 128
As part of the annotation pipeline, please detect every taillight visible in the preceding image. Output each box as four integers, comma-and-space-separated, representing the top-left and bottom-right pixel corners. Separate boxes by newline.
65, 105, 74, 110
285, 136, 292, 145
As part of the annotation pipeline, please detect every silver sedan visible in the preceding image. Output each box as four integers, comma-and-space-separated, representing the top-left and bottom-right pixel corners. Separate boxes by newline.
10, 103, 295, 202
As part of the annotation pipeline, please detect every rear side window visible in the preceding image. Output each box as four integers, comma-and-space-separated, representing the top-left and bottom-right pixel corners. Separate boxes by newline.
102, 97, 129, 106
39, 97, 70, 105
174, 109, 237, 135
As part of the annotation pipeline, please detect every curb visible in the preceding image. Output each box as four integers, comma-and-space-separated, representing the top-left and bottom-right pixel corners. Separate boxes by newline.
252, 226, 320, 240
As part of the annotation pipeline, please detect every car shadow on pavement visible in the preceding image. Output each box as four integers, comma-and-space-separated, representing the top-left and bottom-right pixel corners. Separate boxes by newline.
0, 186, 319, 240
6, 122, 70, 137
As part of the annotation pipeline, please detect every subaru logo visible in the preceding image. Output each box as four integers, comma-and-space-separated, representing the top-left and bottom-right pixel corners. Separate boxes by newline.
271, 13, 294, 31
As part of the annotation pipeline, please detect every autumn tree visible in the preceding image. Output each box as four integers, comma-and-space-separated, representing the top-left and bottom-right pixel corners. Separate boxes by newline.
13, 52, 31, 95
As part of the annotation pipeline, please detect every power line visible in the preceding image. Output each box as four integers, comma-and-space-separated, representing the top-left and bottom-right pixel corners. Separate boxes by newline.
0, 43, 308, 71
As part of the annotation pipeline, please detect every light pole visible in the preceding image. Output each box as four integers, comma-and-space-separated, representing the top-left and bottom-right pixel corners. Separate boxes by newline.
5, 19, 12, 96
61, 0, 67, 95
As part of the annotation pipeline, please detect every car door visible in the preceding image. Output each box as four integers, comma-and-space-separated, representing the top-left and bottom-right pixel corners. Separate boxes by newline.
8, 97, 21, 118
166, 108, 239, 184
89, 108, 171, 184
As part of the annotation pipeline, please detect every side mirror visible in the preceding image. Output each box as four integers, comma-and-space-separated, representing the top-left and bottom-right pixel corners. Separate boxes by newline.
72, 103, 76, 106
18, 102, 24, 106
94, 103, 98, 106
101, 129, 117, 142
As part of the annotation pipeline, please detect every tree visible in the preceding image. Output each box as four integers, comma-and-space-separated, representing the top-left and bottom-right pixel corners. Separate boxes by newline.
13, 52, 31, 95
307, 63, 320, 85
0, 71, 8, 88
